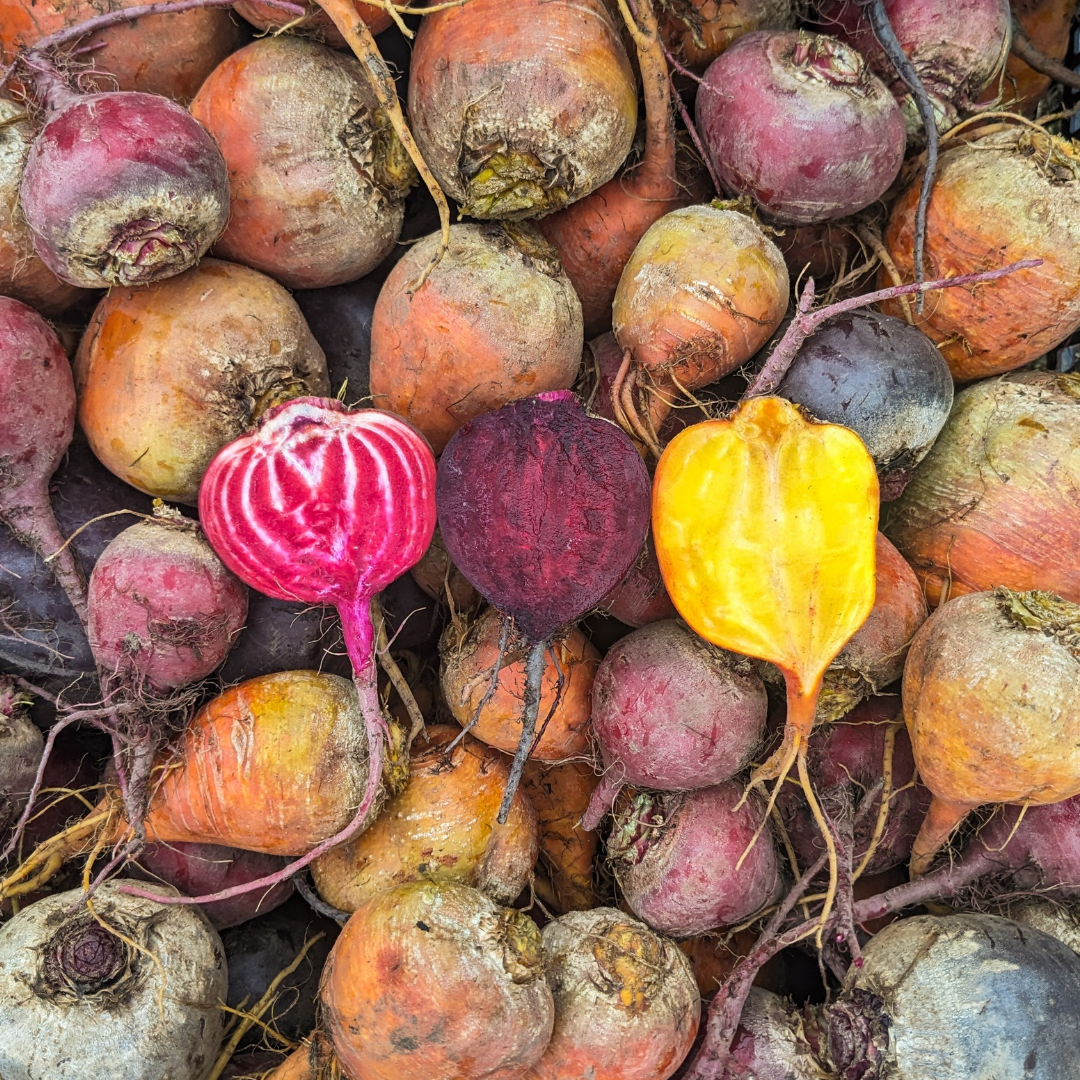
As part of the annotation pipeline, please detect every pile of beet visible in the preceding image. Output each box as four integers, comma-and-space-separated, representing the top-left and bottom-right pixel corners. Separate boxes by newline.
2, 0, 1080, 1077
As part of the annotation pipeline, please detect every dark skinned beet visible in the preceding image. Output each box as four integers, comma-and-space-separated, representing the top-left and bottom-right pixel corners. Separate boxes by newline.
294, 276, 381, 406
582, 621, 767, 830
0, 436, 153, 681
825, 914, 1080, 1080
221, 896, 338, 1045
609, 783, 782, 937
723, 988, 827, 1080
87, 512, 248, 691
19, 75, 229, 290
0, 297, 88, 642
437, 390, 652, 819
776, 696, 931, 877
777, 310, 953, 500
217, 595, 351, 685
696, 31, 906, 223
131, 841, 294, 930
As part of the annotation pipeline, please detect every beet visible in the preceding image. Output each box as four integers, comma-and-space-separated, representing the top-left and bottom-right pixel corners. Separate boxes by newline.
0, 435, 151, 681
132, 842, 294, 930
220, 897, 338, 1045
437, 391, 651, 645
294, 275, 382, 406
609, 783, 782, 937
777, 310, 953, 499
696, 31, 906, 223
87, 512, 248, 691
583, 621, 767, 829
19, 77, 229, 289
378, 570, 443, 652
817, 0, 1012, 138
218, 595, 350, 685
599, 533, 678, 628
776, 696, 931, 877
0, 681, 43, 835
825, 913, 1080, 1080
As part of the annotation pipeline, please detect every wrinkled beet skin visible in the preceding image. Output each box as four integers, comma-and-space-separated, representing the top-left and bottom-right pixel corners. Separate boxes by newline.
777, 697, 931, 875
131, 841, 293, 929
437, 392, 652, 642
0, 435, 147, 680
778, 311, 953, 499
590, 620, 766, 794
614, 783, 781, 937
20, 91, 229, 288
221, 896, 338, 1045
217, 593, 351, 685
978, 796, 1080, 897
696, 31, 906, 223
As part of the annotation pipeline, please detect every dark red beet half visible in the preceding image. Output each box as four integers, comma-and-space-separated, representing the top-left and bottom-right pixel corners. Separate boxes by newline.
436, 390, 651, 819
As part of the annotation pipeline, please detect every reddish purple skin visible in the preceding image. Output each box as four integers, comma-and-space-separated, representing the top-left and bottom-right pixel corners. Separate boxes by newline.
87, 517, 248, 691
976, 796, 1080, 897
436, 391, 652, 643
611, 782, 782, 937
19, 90, 229, 287
132, 841, 293, 929
696, 31, 906, 223
777, 696, 931, 875
817, 0, 1011, 122
583, 621, 766, 830
0, 297, 75, 511
600, 533, 678, 627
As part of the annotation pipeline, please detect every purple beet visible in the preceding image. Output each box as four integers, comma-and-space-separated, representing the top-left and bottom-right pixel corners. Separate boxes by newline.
724, 988, 827, 1080
131, 841, 294, 930
582, 621, 767, 831
696, 31, 906, 223
19, 71, 229, 289
0, 296, 88, 634
0, 434, 151, 682
776, 696, 931, 877
436, 389, 652, 820
609, 783, 782, 937
599, 532, 678, 628
777, 310, 953, 499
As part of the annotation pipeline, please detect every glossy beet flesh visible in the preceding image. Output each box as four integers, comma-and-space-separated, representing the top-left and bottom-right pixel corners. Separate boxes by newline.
696, 31, 905, 223
20, 89, 229, 289
777, 310, 953, 499
436, 392, 652, 642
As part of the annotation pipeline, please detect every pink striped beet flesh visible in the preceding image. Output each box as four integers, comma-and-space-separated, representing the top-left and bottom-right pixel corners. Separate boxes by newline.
436, 391, 652, 643
198, 397, 436, 678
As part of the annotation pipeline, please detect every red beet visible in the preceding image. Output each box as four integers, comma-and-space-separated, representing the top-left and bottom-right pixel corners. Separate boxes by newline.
19, 75, 229, 289
0, 297, 87, 629
723, 988, 827, 1080
436, 390, 652, 819
600, 533, 678, 628
776, 696, 931, 877
87, 512, 248, 691
817, 0, 1011, 136
583, 621, 767, 830
132, 841, 293, 930
696, 31, 906, 223
609, 783, 782, 937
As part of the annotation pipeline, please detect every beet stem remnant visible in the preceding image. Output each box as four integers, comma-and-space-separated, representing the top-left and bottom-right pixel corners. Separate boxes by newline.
745, 258, 1042, 398
864, 0, 938, 312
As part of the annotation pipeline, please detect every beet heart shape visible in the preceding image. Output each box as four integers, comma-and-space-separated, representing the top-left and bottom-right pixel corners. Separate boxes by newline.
436, 390, 651, 818
198, 396, 436, 837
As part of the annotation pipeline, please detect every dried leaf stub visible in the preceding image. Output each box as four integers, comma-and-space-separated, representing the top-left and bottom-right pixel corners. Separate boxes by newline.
652, 396, 879, 736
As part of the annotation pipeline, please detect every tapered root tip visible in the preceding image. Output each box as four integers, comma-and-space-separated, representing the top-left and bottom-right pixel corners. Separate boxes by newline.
909, 795, 971, 877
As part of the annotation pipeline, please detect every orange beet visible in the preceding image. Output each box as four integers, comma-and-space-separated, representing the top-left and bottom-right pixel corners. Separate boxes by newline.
440, 606, 599, 762
660, 0, 793, 73
0, 0, 246, 102
522, 758, 600, 912
321, 881, 554, 1080
191, 36, 413, 289
311, 726, 539, 910
409, 526, 480, 613
74, 258, 328, 504
880, 129, 1080, 382
904, 589, 1080, 874
232, 0, 391, 47
141, 671, 381, 856
369, 224, 582, 454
